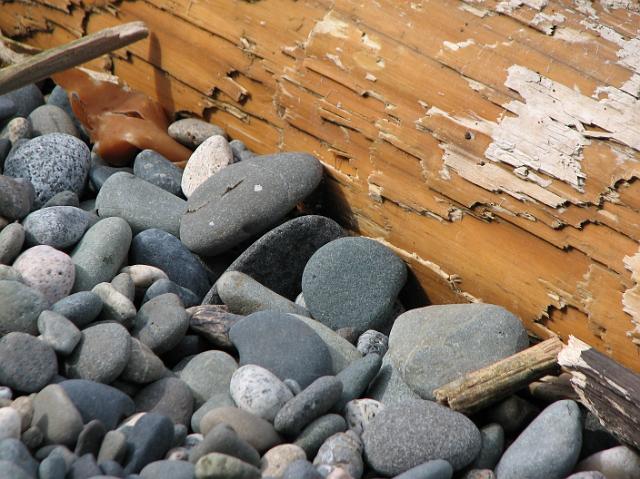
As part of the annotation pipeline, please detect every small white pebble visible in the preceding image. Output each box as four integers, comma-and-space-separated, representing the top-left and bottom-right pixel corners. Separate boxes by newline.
254, 184, 263, 192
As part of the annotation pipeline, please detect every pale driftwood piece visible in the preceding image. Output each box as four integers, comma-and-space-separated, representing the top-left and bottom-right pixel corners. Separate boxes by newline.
558, 335, 640, 450
0, 21, 147, 95
434, 336, 563, 414
187, 304, 244, 348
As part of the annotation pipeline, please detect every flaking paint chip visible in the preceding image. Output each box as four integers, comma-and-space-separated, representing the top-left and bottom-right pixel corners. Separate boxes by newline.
254, 184, 263, 192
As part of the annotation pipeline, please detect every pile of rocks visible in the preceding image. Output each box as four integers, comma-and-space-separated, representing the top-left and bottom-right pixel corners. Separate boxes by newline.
0, 82, 638, 479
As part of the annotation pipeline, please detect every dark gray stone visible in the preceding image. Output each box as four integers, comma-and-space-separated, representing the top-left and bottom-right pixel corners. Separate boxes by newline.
581, 411, 620, 458
130, 228, 210, 298
133, 150, 183, 197
96, 172, 186, 237
89, 154, 133, 193
168, 118, 225, 149
335, 353, 382, 411
74, 420, 106, 457
65, 323, 131, 384
0, 223, 24, 265
388, 304, 529, 400
180, 152, 323, 256
2, 84, 44, 118
496, 400, 583, 479
28, 104, 78, 137
67, 453, 102, 479
121, 338, 167, 385
37, 310, 82, 355
282, 459, 323, 479
294, 414, 347, 458
33, 384, 84, 447
132, 293, 189, 354
471, 423, 504, 470
362, 400, 482, 475
0, 97, 17, 122
0, 139, 10, 169
483, 395, 540, 435
99, 460, 124, 477
142, 279, 199, 308
51, 291, 103, 328
4, 133, 90, 207
176, 350, 237, 408
0, 280, 48, 335
274, 376, 343, 437
230, 311, 333, 389
43, 190, 80, 208
189, 423, 260, 467
0, 175, 34, 221
0, 438, 39, 477
140, 460, 195, 479
0, 332, 57, 393
134, 377, 193, 426
302, 237, 407, 335
122, 413, 174, 474
206, 215, 344, 303
394, 459, 453, 479
70, 217, 132, 292
23, 207, 92, 249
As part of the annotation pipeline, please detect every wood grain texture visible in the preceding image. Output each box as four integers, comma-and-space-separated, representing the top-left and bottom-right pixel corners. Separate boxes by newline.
2, 0, 639, 370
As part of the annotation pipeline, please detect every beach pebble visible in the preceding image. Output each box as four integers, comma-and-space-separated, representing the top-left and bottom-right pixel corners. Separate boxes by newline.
111, 272, 135, 301
28, 104, 78, 137
0, 117, 32, 143
200, 407, 282, 453
96, 172, 186, 236
394, 460, 453, 479
229, 139, 254, 161
388, 304, 529, 399
23, 206, 92, 249
0, 176, 34, 221
180, 152, 323, 256
283, 459, 323, 479
142, 278, 200, 308
302, 237, 407, 335
189, 423, 260, 467
140, 460, 195, 479
13, 245, 75, 304
121, 264, 169, 289
0, 407, 21, 441
51, 291, 103, 328
121, 338, 168, 385
132, 293, 189, 354
122, 413, 175, 474
0, 437, 39, 476
0, 280, 48, 335
32, 384, 84, 447
262, 444, 307, 478
2, 84, 44, 117
484, 395, 540, 435
134, 377, 193, 426
230, 311, 333, 389
471, 423, 504, 470
177, 350, 237, 408
4, 133, 90, 207
575, 446, 640, 479
194, 452, 261, 479
38, 453, 67, 479
74, 419, 105, 457
565, 472, 607, 479
43, 190, 80, 208
182, 135, 234, 198
37, 310, 82, 355
0, 332, 57, 393
294, 414, 347, 458
356, 330, 388, 356
0, 223, 24, 265
230, 365, 294, 422
335, 354, 382, 411
0, 96, 17, 122
70, 217, 132, 292
64, 323, 131, 384
98, 430, 128, 464
0, 460, 33, 479
190, 395, 236, 433
344, 399, 384, 435
168, 118, 225, 148
362, 399, 481, 475
92, 282, 137, 327
134, 149, 183, 197
495, 400, 583, 479
314, 430, 363, 479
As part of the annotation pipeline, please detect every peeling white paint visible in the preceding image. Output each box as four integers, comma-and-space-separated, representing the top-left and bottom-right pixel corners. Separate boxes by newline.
460, 3, 490, 17
531, 11, 566, 35
365, 72, 377, 82
325, 53, 346, 70
573, 0, 598, 17
311, 11, 350, 39
553, 27, 593, 44
600, 0, 640, 11
361, 33, 381, 51
623, 250, 640, 340
497, 0, 549, 13
443, 39, 476, 51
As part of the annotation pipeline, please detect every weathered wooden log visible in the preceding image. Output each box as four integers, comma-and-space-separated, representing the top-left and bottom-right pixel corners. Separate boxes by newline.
434, 336, 563, 413
1, 0, 639, 371
558, 335, 640, 450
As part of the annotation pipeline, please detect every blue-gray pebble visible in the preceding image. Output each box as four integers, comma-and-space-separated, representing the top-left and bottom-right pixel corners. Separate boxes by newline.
51, 291, 103, 328
2, 84, 44, 118
0, 280, 48, 335
142, 278, 200, 308
133, 150, 183, 197
23, 206, 93, 249
394, 459, 453, 479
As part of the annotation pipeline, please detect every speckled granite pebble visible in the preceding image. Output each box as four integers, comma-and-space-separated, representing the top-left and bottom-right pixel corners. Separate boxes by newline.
13, 245, 75, 304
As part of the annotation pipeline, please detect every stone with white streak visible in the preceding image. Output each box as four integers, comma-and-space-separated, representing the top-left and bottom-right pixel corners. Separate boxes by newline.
230, 365, 293, 422
181, 135, 233, 198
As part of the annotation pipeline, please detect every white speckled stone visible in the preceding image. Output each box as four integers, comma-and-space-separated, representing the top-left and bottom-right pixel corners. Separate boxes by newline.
0, 117, 32, 143
181, 135, 234, 198
344, 399, 384, 435
12, 245, 74, 304
230, 365, 294, 422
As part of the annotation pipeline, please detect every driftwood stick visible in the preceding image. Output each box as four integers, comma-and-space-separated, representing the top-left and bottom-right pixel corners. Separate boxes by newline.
0, 21, 148, 95
558, 335, 640, 450
434, 336, 563, 414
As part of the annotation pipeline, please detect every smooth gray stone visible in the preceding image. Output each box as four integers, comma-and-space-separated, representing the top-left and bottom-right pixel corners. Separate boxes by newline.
282, 459, 323, 479
0, 175, 34, 221
132, 293, 189, 354
121, 338, 167, 385
362, 400, 482, 475
140, 460, 195, 479
133, 149, 183, 197
294, 414, 347, 459
111, 273, 135, 302
471, 423, 504, 470
180, 152, 323, 256
575, 445, 640, 478
51, 291, 103, 328
394, 459, 454, 479
194, 452, 260, 479
4, 133, 90, 207
74, 420, 106, 457
0, 138, 10, 169
90, 161, 133, 193
313, 430, 363, 478
99, 460, 124, 478
122, 413, 175, 474
142, 279, 199, 308
168, 118, 225, 149
0, 331, 57, 393
367, 353, 420, 406
205, 215, 344, 303
67, 453, 102, 479
0, 223, 25, 265
60, 380, 134, 430
484, 395, 540, 435
565, 473, 607, 479
0, 438, 39, 477
71, 217, 132, 292
37, 310, 82, 355
0, 265, 22, 282
0, 97, 17, 122
32, 384, 84, 447
130, 228, 210, 298
274, 376, 343, 437
0, 459, 34, 479
495, 400, 583, 479
134, 377, 193, 426
0, 280, 48, 335
2, 84, 44, 118
64, 323, 131, 384
43, 190, 80, 208
189, 423, 260, 467
28, 104, 78, 137
229, 311, 333, 389
335, 353, 382, 411
388, 304, 529, 400
39, 454, 67, 479
92, 282, 137, 328
190, 395, 235, 433
303, 237, 407, 335
96, 172, 186, 237
46, 86, 87, 142
97, 430, 127, 464
217, 271, 309, 316
176, 350, 237, 408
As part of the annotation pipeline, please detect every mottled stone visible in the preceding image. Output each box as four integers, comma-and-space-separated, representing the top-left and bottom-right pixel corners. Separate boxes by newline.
168, 118, 225, 149
195, 452, 261, 479
23, 206, 92, 249
356, 330, 388, 357
0, 117, 32, 143
230, 365, 293, 422
344, 399, 384, 436
313, 431, 363, 479
262, 444, 307, 479
13, 245, 74, 304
